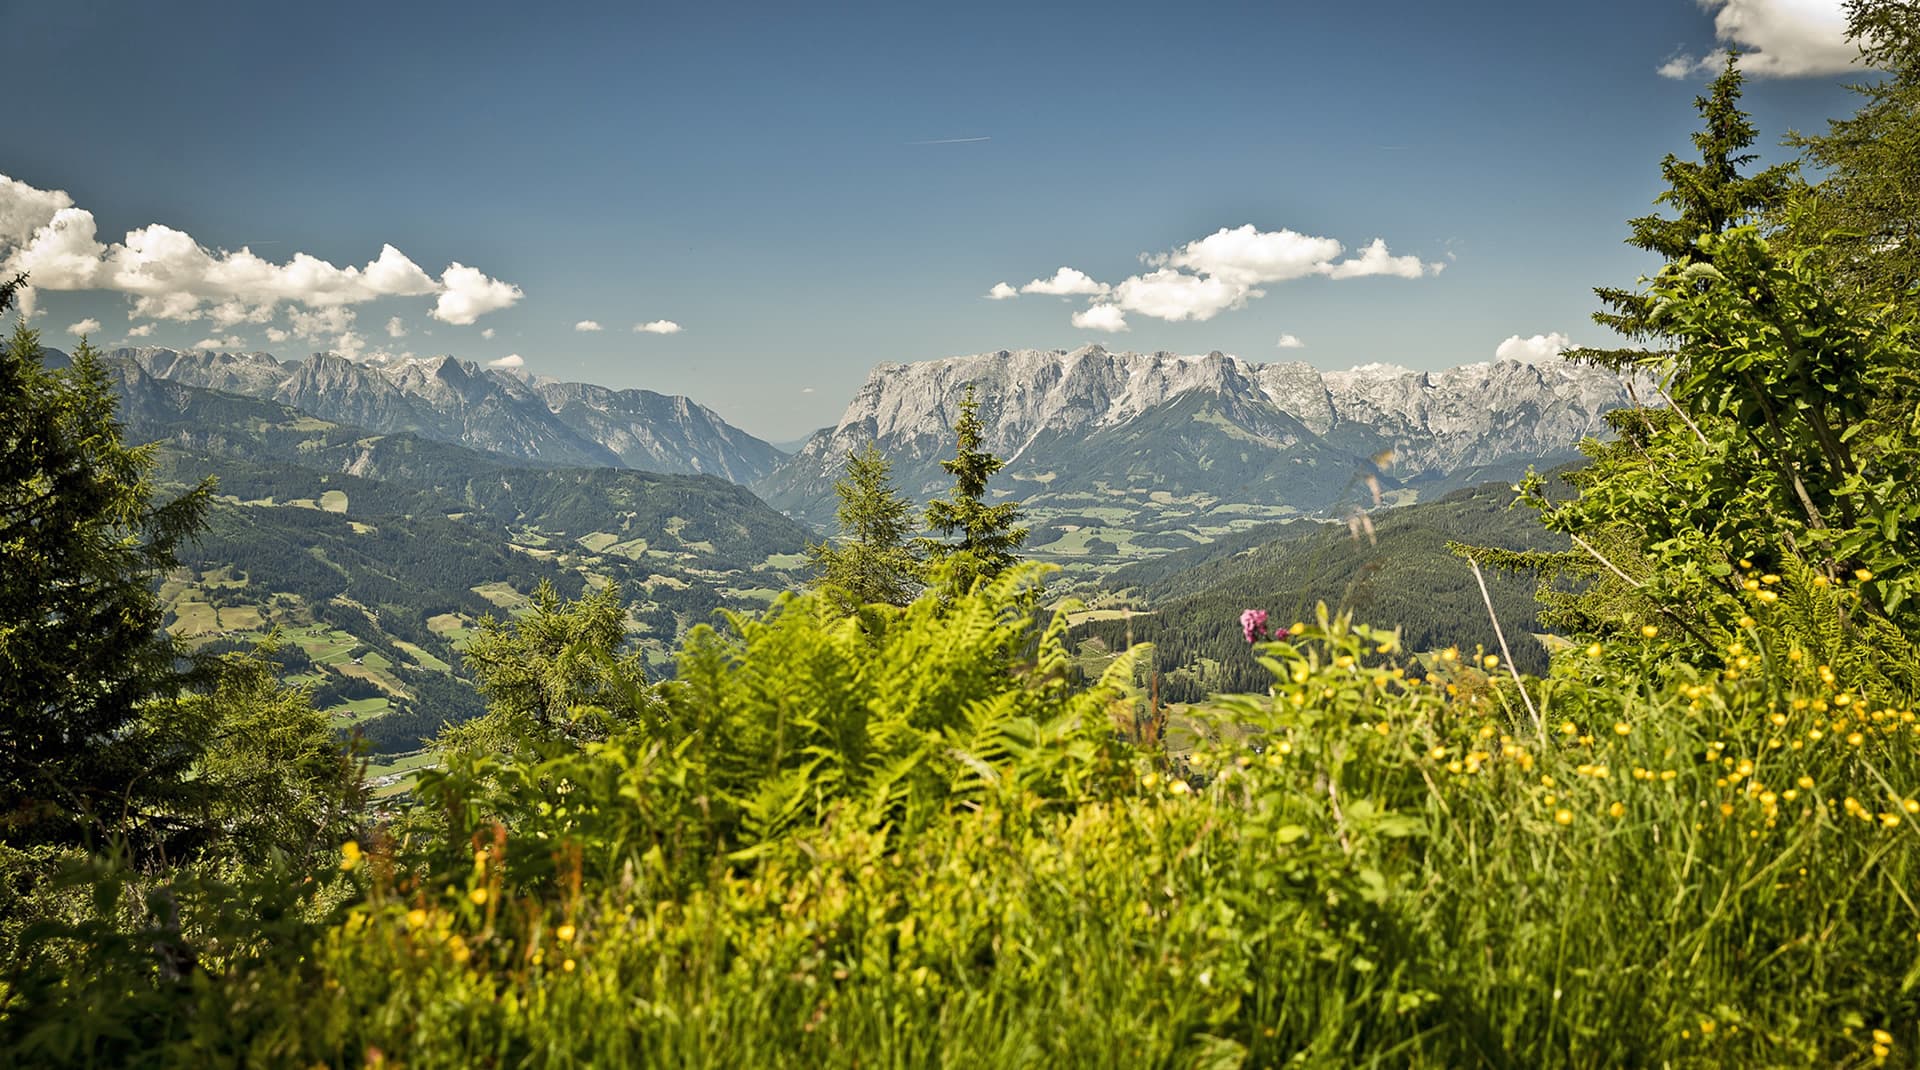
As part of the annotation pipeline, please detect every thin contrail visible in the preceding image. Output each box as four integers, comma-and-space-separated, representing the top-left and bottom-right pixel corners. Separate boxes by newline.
907, 136, 991, 145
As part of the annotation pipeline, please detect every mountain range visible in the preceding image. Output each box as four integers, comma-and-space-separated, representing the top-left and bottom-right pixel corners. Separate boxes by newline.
753, 345, 1634, 569
113, 347, 786, 483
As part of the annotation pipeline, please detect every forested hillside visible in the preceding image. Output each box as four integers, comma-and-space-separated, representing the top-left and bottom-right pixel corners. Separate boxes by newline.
1080, 481, 1566, 700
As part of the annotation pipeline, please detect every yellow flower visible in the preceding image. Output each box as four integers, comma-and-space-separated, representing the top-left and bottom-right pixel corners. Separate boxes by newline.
1874, 1028, 1893, 1046
1613, 722, 1632, 736
1482, 653, 1500, 669
469, 887, 489, 906
1761, 574, 1780, 585
556, 923, 576, 943
1641, 624, 1660, 639
1857, 568, 1875, 582
1848, 732, 1866, 747
562, 958, 577, 973
1440, 647, 1459, 663
406, 908, 428, 930
340, 841, 363, 872
1554, 809, 1573, 826
1586, 643, 1603, 658
1608, 801, 1626, 818
1756, 590, 1778, 602
1738, 615, 1755, 628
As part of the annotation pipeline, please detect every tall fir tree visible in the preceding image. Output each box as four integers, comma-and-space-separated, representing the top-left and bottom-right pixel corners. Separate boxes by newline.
1574, 52, 1797, 370
0, 284, 215, 851
807, 442, 922, 606
920, 384, 1027, 594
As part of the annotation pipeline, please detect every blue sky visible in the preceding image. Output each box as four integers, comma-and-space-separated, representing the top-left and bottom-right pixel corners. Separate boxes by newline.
3, 0, 1870, 440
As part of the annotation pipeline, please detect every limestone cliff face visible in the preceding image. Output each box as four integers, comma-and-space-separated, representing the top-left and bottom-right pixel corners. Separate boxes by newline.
754, 345, 1632, 521
112, 347, 782, 481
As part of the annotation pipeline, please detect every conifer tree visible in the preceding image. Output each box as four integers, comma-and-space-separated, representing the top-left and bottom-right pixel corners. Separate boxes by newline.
921, 383, 1027, 594
1574, 52, 1797, 370
0, 284, 216, 850
807, 442, 922, 605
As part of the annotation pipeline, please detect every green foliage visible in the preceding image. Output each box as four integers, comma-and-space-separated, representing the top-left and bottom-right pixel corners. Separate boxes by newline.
0, 313, 213, 852
1787, 0, 1920, 297
921, 384, 1029, 594
439, 581, 655, 757
807, 442, 923, 605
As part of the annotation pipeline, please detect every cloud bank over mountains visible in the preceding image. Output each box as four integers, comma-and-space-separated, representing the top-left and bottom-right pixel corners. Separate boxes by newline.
0, 173, 523, 353
988, 224, 1444, 332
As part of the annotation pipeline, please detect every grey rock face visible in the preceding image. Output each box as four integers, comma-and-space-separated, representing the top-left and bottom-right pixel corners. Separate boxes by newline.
111, 347, 782, 481
753, 345, 1635, 521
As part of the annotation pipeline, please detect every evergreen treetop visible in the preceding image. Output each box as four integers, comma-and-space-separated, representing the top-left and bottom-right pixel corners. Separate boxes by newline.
807, 441, 922, 606
920, 384, 1027, 594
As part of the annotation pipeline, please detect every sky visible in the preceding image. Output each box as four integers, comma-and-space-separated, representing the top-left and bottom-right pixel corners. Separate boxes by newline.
0, 0, 1877, 441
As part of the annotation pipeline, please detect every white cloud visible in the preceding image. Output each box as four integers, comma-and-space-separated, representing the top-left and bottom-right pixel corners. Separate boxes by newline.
635, 319, 682, 334
1660, 0, 1858, 79
481, 327, 496, 340
573, 319, 603, 332
0, 173, 522, 328
802, 386, 816, 394
1164, 225, 1343, 287
1276, 333, 1305, 349
332, 331, 367, 360
289, 306, 355, 339
1111, 268, 1249, 322
487, 353, 525, 369
432, 263, 522, 325
1071, 304, 1130, 332
265, 327, 289, 343
127, 322, 155, 338
1020, 266, 1110, 297
386, 316, 408, 338
1495, 331, 1576, 363
985, 281, 1019, 300
66, 317, 101, 337
192, 334, 248, 351
1322, 238, 1436, 280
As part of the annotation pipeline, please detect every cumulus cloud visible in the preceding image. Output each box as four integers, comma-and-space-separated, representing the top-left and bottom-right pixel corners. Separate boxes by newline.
432, 263, 522, 325
289, 306, 355, 339
1111, 268, 1250, 322
192, 334, 248, 352
481, 327, 496, 340
985, 282, 1019, 300
67, 317, 101, 337
0, 173, 523, 330
1323, 238, 1438, 280
996, 224, 1442, 330
1276, 333, 1305, 349
127, 322, 155, 338
332, 331, 368, 360
1071, 304, 1130, 332
386, 316, 408, 338
1164, 225, 1344, 287
1660, 0, 1858, 79
801, 386, 816, 394
265, 327, 289, 343
635, 319, 682, 335
487, 353, 525, 369
1495, 331, 1576, 363
573, 319, 603, 332
1020, 267, 1110, 297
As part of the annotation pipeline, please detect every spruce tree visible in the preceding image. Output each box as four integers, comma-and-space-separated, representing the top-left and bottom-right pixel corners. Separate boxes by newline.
0, 285, 216, 850
1574, 52, 1797, 369
921, 383, 1027, 594
807, 442, 922, 605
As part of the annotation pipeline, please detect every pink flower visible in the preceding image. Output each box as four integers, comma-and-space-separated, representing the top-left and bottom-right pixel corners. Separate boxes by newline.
1240, 608, 1269, 644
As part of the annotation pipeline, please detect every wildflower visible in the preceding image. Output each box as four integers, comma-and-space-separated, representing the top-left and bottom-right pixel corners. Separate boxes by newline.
1641, 624, 1660, 638
1609, 801, 1626, 818
1848, 732, 1866, 747
1613, 721, 1632, 736
1239, 609, 1269, 644
406, 908, 428, 930
1857, 568, 1875, 582
1440, 647, 1458, 662
556, 923, 576, 943
1875, 1029, 1893, 1046
470, 887, 489, 906
562, 958, 577, 972
1168, 779, 1192, 795
1586, 643, 1603, 658
1798, 776, 1815, 790
340, 841, 363, 872
1554, 809, 1573, 825
1757, 590, 1778, 603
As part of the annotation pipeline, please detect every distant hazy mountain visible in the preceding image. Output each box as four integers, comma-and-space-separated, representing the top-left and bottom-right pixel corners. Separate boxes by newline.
755, 345, 1634, 528
113, 347, 785, 483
